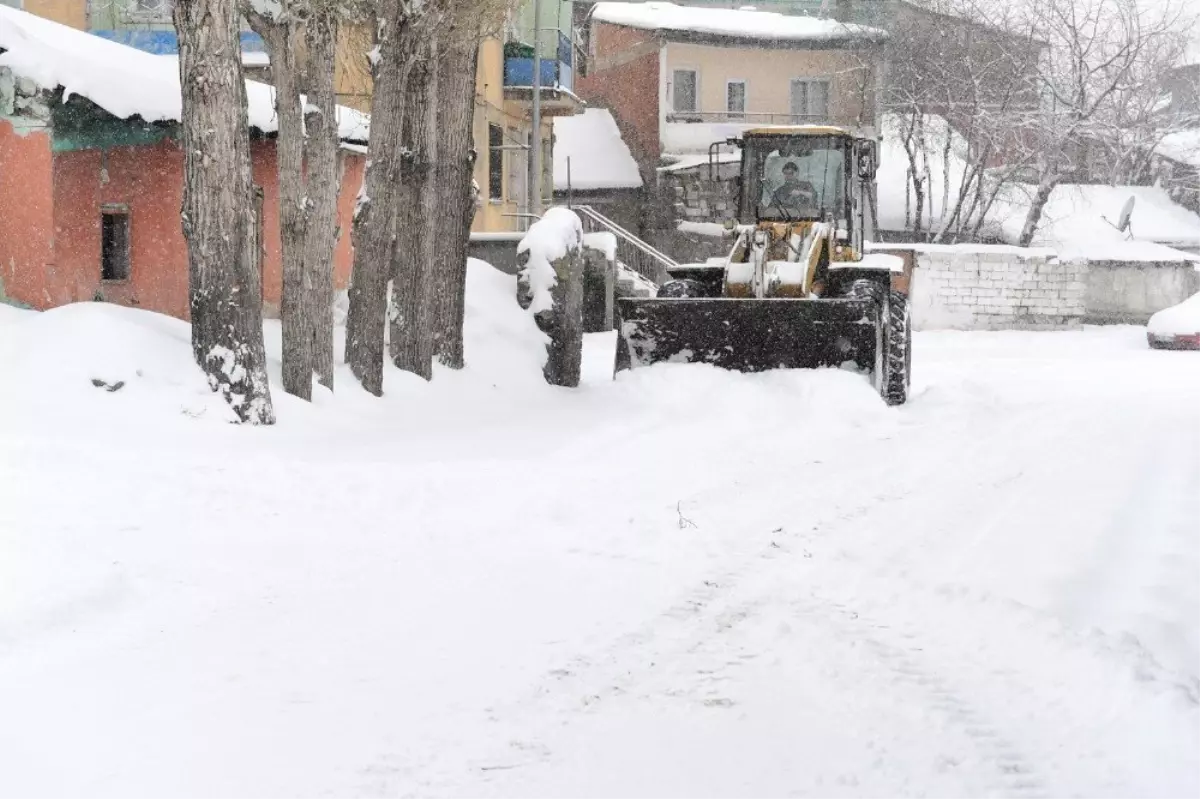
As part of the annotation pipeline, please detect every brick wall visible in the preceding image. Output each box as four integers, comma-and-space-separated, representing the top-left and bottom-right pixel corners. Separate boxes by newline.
899, 246, 1088, 331
576, 22, 661, 176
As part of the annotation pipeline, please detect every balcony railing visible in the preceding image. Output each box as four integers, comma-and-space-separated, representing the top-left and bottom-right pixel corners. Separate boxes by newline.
666, 111, 829, 125
503, 30, 577, 93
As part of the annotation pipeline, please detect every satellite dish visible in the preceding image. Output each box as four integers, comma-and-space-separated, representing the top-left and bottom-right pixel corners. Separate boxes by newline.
1116, 195, 1135, 233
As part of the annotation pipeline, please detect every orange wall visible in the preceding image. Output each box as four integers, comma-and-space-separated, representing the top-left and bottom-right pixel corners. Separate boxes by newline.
21, 0, 86, 29
0, 120, 56, 309
46, 138, 362, 320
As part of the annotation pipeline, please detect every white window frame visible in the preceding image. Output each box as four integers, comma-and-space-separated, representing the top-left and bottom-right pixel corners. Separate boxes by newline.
671, 68, 700, 116
725, 78, 747, 119
790, 78, 831, 122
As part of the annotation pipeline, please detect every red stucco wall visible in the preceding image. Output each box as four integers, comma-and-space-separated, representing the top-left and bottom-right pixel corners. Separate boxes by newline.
41, 137, 362, 320
0, 120, 56, 308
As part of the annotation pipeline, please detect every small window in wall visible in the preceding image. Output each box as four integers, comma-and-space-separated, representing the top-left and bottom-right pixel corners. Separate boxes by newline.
101, 207, 130, 282
726, 80, 746, 118
488, 124, 504, 202
673, 69, 698, 114
790, 79, 830, 122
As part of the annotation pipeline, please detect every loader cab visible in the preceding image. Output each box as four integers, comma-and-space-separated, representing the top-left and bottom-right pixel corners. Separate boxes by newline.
723, 128, 878, 253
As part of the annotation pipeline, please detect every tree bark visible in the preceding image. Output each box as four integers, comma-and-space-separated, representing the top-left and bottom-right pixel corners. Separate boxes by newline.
174, 0, 275, 424
247, 12, 311, 400
344, 0, 417, 396
389, 39, 438, 380
430, 14, 481, 369
1018, 171, 1060, 247
303, 6, 342, 391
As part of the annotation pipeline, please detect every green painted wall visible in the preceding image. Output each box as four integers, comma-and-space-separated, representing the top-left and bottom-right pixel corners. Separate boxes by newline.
49, 97, 176, 153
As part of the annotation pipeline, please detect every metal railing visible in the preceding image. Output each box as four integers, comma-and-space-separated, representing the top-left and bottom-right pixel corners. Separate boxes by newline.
572, 205, 677, 285
665, 111, 829, 125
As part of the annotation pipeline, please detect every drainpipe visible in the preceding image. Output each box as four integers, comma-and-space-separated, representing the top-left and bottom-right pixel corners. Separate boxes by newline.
530, 0, 543, 219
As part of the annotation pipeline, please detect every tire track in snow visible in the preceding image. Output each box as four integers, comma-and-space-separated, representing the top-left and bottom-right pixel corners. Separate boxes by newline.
809, 593, 1048, 799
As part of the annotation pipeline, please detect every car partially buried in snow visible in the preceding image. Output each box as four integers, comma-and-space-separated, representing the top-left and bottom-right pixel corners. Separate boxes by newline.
1147, 291, 1200, 350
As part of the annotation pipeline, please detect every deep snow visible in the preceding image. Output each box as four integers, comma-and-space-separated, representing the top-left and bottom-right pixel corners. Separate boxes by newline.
1, 261, 1198, 798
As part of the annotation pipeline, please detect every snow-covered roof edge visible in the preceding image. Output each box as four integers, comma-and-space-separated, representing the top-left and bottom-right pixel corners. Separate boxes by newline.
0, 5, 369, 141
590, 2, 888, 47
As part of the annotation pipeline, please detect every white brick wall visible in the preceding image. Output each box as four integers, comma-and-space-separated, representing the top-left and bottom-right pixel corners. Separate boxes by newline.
898, 245, 1088, 331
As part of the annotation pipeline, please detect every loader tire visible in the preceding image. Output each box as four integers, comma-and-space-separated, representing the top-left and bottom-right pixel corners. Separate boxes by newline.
883, 290, 912, 406
657, 279, 709, 299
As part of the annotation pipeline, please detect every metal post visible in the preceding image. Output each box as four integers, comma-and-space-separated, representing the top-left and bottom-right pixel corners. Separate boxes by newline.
530, 0, 543, 218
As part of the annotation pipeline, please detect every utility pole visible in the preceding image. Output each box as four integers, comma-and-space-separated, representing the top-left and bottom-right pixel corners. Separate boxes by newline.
529, 0, 543, 220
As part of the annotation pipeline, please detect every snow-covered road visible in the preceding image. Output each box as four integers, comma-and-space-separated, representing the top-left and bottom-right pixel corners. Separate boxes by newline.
1, 265, 1197, 797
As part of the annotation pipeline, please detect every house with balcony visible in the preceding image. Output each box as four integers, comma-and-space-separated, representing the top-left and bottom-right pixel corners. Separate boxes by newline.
576, 1, 886, 234
473, 0, 586, 234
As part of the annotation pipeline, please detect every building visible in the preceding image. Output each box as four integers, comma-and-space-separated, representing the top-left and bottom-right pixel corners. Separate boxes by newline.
0, 6, 367, 319
2, 0, 584, 234
574, 1, 885, 236
472, 0, 586, 233
578, 3, 886, 168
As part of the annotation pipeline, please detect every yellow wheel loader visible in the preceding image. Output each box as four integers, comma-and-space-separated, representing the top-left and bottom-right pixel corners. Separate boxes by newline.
615, 127, 912, 405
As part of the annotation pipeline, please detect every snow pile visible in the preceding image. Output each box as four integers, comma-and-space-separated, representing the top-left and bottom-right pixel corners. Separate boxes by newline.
677, 220, 728, 238
1147, 290, 1200, 335
517, 207, 583, 313
553, 109, 643, 191
0, 301, 238, 425
582, 230, 618, 262
1158, 128, 1200, 168
591, 1, 888, 43
989, 183, 1200, 255
0, 5, 369, 140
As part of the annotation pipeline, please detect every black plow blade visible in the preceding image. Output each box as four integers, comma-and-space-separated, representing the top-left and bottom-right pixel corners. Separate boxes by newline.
615, 297, 880, 374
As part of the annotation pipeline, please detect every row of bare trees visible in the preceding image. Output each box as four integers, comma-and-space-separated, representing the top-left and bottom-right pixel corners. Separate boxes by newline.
173, 0, 508, 423
881, 0, 1196, 246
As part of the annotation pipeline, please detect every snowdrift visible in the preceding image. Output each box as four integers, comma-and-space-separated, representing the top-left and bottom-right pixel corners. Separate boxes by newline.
0, 258, 893, 435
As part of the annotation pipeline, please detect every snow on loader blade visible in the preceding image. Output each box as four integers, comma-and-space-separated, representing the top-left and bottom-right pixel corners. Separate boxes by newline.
614, 297, 880, 374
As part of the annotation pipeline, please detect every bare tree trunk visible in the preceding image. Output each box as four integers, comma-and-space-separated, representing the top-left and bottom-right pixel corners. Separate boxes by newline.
304, 6, 342, 390
247, 13, 312, 400
345, 0, 416, 396
431, 29, 480, 369
389, 40, 438, 380
174, 0, 274, 424
1018, 171, 1060, 247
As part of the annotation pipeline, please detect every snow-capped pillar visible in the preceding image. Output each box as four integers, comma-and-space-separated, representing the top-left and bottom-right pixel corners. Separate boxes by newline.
517, 208, 586, 387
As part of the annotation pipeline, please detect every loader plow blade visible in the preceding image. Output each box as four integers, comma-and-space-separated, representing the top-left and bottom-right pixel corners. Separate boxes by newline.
615, 297, 880, 374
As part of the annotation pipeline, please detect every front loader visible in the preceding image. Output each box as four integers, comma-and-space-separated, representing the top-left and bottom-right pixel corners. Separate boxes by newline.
615, 127, 912, 405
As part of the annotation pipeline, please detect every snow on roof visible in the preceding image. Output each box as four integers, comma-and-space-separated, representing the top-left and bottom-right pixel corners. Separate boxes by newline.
553, 109, 643, 191
590, 2, 888, 45
991, 183, 1200, 255
0, 5, 368, 141
1158, 129, 1200, 168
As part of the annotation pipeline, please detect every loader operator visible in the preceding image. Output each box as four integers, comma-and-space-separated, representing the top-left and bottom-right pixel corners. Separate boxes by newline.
769, 161, 819, 216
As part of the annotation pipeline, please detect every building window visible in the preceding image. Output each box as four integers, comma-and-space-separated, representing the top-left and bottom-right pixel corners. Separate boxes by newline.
488, 124, 504, 202
726, 80, 746, 119
101, 208, 130, 282
790, 79, 830, 122
130, 0, 172, 16
672, 69, 698, 114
